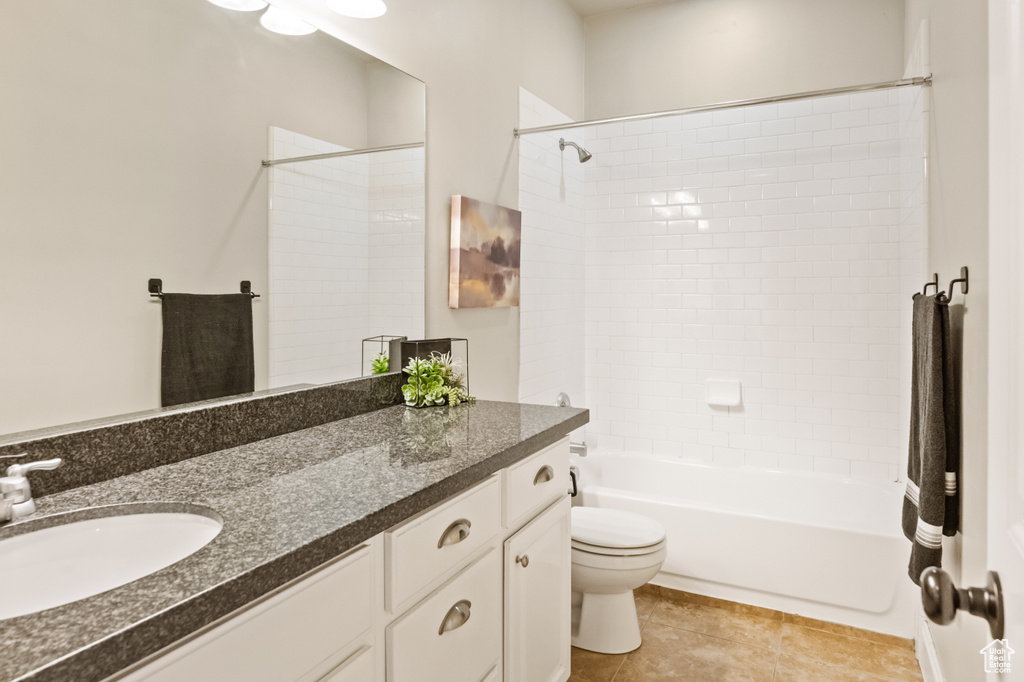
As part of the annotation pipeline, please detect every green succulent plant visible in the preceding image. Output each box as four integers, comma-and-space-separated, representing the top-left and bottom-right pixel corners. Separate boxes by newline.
401, 353, 474, 408
371, 351, 390, 375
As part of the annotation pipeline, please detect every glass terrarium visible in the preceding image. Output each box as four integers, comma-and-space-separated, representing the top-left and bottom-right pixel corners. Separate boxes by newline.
361, 335, 407, 376
399, 338, 469, 392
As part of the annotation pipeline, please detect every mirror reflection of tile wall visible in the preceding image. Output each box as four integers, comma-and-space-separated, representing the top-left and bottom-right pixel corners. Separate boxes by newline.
269, 129, 424, 387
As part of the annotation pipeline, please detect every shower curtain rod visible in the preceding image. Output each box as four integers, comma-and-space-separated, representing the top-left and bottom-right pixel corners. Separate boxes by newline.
513, 75, 932, 138
261, 141, 424, 168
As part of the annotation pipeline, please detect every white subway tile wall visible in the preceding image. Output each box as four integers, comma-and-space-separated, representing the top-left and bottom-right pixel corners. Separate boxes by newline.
269, 128, 424, 388
519, 88, 925, 481
368, 147, 426, 339
518, 89, 587, 410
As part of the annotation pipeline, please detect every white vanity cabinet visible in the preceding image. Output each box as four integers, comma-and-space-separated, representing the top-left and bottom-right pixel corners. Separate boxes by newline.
108, 437, 572, 682
114, 544, 375, 682
503, 497, 572, 682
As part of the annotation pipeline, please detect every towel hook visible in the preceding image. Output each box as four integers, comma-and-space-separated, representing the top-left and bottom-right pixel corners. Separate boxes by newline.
946, 266, 969, 298
921, 273, 938, 297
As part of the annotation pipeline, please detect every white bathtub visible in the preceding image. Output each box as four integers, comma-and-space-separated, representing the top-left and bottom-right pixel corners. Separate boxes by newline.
575, 451, 916, 636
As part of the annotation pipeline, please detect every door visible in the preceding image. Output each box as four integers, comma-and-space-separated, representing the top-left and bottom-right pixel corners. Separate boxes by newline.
504, 497, 571, 682
988, 0, 1024, 677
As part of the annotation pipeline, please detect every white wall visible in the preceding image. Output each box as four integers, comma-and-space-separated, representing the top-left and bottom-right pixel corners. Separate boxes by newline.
584, 0, 905, 119
903, 2, 992, 680
281, 0, 586, 402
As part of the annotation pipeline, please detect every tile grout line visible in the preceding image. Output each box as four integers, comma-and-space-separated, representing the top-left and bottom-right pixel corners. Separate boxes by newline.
610, 596, 657, 682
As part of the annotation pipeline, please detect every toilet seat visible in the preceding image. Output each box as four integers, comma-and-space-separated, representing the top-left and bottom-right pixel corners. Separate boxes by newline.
571, 507, 666, 555
571, 538, 666, 557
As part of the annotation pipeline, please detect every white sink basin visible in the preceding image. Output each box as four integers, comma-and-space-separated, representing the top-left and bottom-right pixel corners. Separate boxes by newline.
0, 504, 222, 620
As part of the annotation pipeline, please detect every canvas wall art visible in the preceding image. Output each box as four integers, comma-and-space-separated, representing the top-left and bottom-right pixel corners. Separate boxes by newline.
449, 195, 521, 308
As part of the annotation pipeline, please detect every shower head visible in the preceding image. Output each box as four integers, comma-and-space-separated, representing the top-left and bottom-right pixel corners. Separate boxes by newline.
559, 137, 592, 163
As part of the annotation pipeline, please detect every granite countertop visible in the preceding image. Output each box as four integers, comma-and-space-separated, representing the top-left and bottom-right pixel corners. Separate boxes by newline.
2, 400, 589, 682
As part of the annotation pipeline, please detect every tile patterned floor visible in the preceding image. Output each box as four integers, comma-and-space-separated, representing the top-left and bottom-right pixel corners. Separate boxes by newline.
569, 585, 924, 682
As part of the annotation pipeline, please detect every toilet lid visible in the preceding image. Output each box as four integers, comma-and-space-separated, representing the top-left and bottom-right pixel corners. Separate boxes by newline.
571, 507, 666, 550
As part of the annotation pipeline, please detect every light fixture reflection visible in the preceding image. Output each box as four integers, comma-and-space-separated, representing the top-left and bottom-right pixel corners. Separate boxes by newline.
327, 0, 387, 19
206, 0, 268, 10
260, 5, 317, 35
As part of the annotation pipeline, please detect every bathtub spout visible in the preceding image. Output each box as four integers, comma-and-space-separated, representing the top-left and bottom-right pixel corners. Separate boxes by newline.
570, 442, 587, 457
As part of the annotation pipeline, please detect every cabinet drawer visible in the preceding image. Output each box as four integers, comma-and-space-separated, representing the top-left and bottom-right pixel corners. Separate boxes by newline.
118, 545, 373, 682
386, 549, 502, 682
503, 438, 569, 529
319, 645, 374, 682
386, 475, 500, 611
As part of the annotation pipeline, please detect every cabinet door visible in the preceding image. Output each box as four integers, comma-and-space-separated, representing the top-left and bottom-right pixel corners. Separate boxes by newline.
504, 496, 571, 682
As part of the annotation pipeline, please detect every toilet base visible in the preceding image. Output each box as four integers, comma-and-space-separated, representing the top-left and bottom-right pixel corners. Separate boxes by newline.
570, 590, 642, 654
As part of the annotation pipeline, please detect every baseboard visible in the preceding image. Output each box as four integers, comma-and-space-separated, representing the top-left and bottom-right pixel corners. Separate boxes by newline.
916, 616, 945, 682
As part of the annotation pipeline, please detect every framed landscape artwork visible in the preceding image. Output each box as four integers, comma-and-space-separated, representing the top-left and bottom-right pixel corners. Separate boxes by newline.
448, 195, 521, 308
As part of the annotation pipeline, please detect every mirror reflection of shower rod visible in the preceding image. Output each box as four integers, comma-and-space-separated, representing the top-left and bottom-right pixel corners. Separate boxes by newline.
262, 141, 424, 168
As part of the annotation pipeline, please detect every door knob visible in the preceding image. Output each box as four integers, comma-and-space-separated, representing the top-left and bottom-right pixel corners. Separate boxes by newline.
920, 568, 1004, 639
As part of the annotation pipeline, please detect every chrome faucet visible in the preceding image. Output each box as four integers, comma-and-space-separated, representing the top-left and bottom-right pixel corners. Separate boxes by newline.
0, 457, 62, 522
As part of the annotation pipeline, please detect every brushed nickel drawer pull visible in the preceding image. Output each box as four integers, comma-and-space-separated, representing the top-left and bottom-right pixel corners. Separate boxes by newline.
516, 554, 529, 568
533, 465, 555, 485
438, 599, 472, 635
437, 518, 472, 548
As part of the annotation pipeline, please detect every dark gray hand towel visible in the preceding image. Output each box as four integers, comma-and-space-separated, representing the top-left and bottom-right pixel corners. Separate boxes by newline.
902, 293, 961, 585
160, 293, 255, 408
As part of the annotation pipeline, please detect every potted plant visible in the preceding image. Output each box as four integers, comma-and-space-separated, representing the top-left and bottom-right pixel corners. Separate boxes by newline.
401, 352, 474, 407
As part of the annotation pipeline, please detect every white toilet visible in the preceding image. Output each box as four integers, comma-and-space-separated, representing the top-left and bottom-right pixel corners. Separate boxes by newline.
570, 507, 667, 654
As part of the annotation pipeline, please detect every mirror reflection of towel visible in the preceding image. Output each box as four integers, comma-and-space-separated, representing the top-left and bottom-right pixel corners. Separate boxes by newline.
160, 294, 254, 408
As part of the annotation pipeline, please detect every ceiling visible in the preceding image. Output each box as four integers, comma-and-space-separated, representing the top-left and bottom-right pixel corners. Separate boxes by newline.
565, 0, 671, 17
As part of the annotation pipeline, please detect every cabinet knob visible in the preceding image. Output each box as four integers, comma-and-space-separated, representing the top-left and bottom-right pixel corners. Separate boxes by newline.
516, 554, 529, 568
533, 465, 554, 485
437, 519, 472, 548
921, 568, 1004, 639
438, 599, 472, 635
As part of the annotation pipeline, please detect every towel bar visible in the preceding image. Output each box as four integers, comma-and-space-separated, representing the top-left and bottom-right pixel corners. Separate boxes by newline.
148, 279, 260, 299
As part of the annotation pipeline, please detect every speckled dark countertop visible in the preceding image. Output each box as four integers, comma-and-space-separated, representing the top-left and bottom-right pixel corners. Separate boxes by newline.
2, 400, 588, 682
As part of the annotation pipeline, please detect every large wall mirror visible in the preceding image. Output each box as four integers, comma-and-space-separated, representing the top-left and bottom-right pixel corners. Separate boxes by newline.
0, 0, 425, 436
